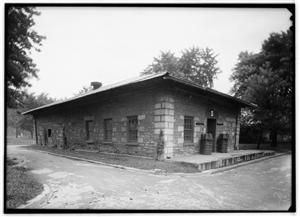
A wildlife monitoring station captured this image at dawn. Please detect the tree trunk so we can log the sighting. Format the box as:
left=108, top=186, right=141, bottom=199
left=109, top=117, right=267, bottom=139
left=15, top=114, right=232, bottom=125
left=270, top=130, right=278, bottom=147
left=30, top=130, right=33, bottom=139
left=15, top=127, right=19, bottom=138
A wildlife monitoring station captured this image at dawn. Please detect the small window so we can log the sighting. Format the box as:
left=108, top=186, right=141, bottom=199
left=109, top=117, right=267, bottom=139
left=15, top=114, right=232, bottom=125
left=127, top=116, right=138, bottom=142
left=104, top=118, right=112, bottom=142
left=184, top=116, right=194, bottom=142
left=47, top=129, right=52, bottom=137
left=85, top=120, right=94, bottom=141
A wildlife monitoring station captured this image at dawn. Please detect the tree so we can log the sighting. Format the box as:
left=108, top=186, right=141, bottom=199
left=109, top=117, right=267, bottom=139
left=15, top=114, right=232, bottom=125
left=17, top=92, right=55, bottom=138
left=6, top=6, right=45, bottom=108
left=142, top=47, right=221, bottom=88
left=179, top=47, right=220, bottom=88
left=230, top=30, right=293, bottom=147
left=143, top=51, right=179, bottom=76
left=73, top=85, right=94, bottom=97
left=239, top=108, right=264, bottom=149
left=20, top=92, right=55, bottom=110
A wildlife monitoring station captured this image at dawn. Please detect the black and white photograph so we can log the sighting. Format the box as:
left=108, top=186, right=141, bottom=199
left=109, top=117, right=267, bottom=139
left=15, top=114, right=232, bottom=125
left=4, top=3, right=295, bottom=212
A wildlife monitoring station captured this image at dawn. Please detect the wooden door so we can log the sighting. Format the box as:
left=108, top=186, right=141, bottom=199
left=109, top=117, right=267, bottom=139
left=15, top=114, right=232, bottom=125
left=207, top=118, right=217, bottom=152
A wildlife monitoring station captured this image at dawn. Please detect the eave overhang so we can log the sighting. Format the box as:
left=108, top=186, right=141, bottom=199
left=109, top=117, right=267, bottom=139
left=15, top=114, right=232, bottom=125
left=22, top=72, right=257, bottom=115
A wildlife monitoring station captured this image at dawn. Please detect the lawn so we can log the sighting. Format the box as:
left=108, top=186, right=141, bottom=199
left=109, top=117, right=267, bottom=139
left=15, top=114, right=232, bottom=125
left=25, top=145, right=199, bottom=173
left=6, top=157, right=43, bottom=209
left=7, top=136, right=36, bottom=146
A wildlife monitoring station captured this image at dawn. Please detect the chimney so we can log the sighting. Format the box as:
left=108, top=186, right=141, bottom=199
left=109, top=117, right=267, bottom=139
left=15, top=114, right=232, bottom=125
left=90, top=81, right=102, bottom=90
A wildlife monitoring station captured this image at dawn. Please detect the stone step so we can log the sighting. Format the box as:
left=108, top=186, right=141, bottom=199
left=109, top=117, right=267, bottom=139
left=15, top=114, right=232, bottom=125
left=177, top=151, right=276, bottom=172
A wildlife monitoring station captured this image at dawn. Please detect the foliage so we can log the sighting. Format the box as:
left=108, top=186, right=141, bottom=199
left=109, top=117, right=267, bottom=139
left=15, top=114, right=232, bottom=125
left=239, top=109, right=264, bottom=144
left=143, top=51, right=180, bottom=76
left=16, top=92, right=55, bottom=137
left=73, top=85, right=94, bottom=97
left=7, top=108, right=23, bottom=128
left=6, top=6, right=45, bottom=108
left=230, top=30, right=293, bottom=146
left=180, top=47, right=220, bottom=87
left=22, top=92, right=55, bottom=109
left=142, top=47, right=221, bottom=88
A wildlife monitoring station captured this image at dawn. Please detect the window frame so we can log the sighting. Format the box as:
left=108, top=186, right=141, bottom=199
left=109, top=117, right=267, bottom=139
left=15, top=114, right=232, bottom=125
left=127, top=115, right=138, bottom=142
left=184, top=116, right=194, bottom=143
left=104, top=118, right=113, bottom=142
left=85, top=120, right=94, bottom=141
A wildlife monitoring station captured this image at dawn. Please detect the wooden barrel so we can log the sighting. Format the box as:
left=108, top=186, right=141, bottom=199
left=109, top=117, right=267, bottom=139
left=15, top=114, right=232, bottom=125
left=200, top=133, right=213, bottom=155
left=217, top=133, right=229, bottom=153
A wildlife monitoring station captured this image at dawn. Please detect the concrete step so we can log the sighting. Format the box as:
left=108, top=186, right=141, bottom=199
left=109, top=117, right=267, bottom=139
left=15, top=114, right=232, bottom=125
left=178, top=151, right=276, bottom=172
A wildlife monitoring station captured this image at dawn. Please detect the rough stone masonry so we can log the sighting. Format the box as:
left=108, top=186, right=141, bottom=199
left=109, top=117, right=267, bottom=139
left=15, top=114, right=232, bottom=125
left=25, top=73, right=251, bottom=159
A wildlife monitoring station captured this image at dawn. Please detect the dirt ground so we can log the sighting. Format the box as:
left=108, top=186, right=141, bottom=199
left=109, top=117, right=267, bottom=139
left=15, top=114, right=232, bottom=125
left=6, top=142, right=292, bottom=210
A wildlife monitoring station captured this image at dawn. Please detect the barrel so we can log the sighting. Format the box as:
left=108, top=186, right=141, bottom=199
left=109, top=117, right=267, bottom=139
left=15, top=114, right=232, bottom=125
left=217, top=133, right=229, bottom=153
left=200, top=133, right=213, bottom=155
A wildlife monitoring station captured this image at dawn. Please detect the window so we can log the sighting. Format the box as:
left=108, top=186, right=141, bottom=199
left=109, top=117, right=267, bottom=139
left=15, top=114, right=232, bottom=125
left=104, top=118, right=112, bottom=142
left=47, top=129, right=52, bottom=137
left=127, top=116, right=138, bottom=142
left=184, top=116, right=194, bottom=142
left=85, top=120, right=94, bottom=141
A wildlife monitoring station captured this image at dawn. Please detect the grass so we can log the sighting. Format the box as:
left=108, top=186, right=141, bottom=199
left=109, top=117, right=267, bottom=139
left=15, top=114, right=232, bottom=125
left=25, top=145, right=199, bottom=173
left=6, top=158, right=43, bottom=208
left=6, top=136, right=36, bottom=146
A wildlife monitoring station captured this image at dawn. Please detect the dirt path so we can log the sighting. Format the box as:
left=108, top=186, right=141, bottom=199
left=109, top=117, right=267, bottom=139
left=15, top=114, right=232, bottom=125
left=7, top=144, right=291, bottom=210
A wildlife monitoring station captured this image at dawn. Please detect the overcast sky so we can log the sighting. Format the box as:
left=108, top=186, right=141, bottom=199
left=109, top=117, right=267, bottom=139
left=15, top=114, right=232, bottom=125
left=28, top=7, right=291, bottom=99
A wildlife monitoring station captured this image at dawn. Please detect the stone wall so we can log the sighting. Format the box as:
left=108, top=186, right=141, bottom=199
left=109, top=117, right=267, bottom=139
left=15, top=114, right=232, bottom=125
left=171, top=89, right=241, bottom=156
left=153, top=93, right=175, bottom=158
left=35, top=90, right=158, bottom=158
left=34, top=86, right=241, bottom=159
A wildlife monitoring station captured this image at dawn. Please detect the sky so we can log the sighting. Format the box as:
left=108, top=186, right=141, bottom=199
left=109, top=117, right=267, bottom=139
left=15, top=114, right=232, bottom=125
left=28, top=7, right=292, bottom=99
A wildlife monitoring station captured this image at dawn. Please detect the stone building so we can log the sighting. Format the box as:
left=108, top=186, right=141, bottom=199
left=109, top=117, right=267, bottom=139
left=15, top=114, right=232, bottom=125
left=23, top=72, right=255, bottom=159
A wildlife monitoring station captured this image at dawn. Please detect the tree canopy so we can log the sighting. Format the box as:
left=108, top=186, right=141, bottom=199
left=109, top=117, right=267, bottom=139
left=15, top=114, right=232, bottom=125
left=143, top=51, right=179, bottom=76
left=230, top=30, right=293, bottom=146
left=16, top=92, right=55, bottom=138
left=6, top=6, right=45, bottom=108
left=142, top=47, right=221, bottom=88
left=73, top=85, right=95, bottom=97
left=21, top=92, right=55, bottom=110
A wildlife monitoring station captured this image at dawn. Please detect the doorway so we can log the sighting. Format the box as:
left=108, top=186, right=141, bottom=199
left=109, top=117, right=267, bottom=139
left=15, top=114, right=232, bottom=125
left=207, top=118, right=217, bottom=152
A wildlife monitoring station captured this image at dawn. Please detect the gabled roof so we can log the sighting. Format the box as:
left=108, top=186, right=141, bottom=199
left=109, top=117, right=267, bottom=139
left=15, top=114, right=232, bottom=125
left=163, top=75, right=257, bottom=108
left=22, top=72, right=256, bottom=115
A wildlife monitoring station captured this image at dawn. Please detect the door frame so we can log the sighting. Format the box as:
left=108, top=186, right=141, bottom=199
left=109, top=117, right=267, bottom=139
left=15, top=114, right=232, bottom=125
left=206, top=118, right=217, bottom=152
